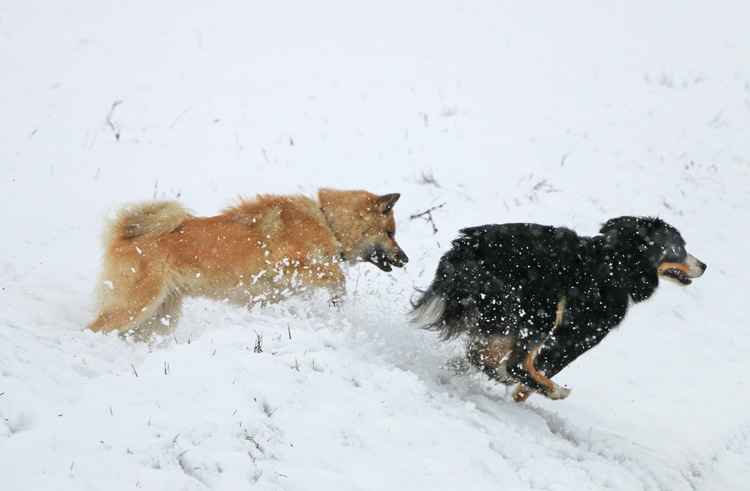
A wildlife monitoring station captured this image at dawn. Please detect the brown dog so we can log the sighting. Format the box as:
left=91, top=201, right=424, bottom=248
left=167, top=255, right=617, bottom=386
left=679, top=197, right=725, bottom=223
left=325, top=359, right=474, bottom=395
left=87, top=189, right=408, bottom=336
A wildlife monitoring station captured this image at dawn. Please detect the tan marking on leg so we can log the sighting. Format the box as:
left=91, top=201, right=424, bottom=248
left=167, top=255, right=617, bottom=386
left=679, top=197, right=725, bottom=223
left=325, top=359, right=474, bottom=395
left=522, top=344, right=557, bottom=394
left=470, top=335, right=514, bottom=371
left=512, top=385, right=533, bottom=402
left=519, top=297, right=567, bottom=394
left=512, top=297, right=569, bottom=402
left=554, top=297, right=566, bottom=331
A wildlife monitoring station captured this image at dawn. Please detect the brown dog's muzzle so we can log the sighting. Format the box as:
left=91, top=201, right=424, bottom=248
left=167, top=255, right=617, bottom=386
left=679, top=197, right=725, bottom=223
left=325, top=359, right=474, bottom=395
left=391, top=247, right=409, bottom=267
left=366, top=243, right=409, bottom=272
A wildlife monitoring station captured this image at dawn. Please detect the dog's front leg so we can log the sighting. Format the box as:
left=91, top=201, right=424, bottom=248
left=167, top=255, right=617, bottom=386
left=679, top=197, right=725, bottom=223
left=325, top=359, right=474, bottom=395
left=325, top=265, right=346, bottom=308
left=505, top=342, right=571, bottom=401
left=508, top=298, right=572, bottom=401
left=535, top=324, right=609, bottom=382
left=295, top=262, right=346, bottom=307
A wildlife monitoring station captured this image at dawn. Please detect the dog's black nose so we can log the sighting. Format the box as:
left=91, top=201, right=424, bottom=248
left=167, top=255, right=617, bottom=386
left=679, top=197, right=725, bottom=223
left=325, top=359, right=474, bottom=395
left=394, top=251, right=409, bottom=266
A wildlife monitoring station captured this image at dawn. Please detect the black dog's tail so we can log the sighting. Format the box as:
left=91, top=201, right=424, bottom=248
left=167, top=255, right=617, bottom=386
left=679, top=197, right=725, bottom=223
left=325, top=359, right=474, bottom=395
left=410, top=235, right=481, bottom=340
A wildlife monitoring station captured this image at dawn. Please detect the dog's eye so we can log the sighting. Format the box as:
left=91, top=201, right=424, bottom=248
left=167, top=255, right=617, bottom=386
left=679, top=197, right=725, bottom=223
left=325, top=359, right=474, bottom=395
left=387, top=231, right=394, bottom=239
left=662, top=245, right=686, bottom=262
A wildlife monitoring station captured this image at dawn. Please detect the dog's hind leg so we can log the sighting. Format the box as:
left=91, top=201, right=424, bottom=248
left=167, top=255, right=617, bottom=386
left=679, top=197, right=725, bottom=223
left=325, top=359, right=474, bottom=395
left=129, top=292, right=183, bottom=339
left=467, top=334, right=515, bottom=384
left=86, top=272, right=174, bottom=335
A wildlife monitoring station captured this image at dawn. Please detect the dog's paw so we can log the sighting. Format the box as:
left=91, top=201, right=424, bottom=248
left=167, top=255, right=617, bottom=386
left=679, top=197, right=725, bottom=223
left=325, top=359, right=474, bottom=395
left=329, top=295, right=343, bottom=310
left=511, top=382, right=571, bottom=402
left=546, top=384, right=571, bottom=400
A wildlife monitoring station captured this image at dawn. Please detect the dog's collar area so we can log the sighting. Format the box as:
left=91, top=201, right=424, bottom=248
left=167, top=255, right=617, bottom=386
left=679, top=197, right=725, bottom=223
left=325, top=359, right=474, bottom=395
left=319, top=206, right=346, bottom=261
left=598, top=236, right=614, bottom=250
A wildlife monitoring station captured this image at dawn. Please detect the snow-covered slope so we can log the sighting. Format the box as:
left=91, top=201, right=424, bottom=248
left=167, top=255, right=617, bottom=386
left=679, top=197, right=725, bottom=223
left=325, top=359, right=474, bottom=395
left=2, top=1, right=749, bottom=489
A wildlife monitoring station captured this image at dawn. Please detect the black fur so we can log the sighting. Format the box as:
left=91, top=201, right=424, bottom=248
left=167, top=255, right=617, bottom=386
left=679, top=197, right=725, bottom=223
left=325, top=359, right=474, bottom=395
left=412, top=216, right=706, bottom=400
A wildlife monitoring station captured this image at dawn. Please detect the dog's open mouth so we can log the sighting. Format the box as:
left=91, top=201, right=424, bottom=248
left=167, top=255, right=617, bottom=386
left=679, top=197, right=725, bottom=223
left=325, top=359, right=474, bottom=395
left=662, top=268, right=692, bottom=285
left=366, top=248, right=407, bottom=272
left=658, top=255, right=705, bottom=286
left=367, top=251, right=395, bottom=272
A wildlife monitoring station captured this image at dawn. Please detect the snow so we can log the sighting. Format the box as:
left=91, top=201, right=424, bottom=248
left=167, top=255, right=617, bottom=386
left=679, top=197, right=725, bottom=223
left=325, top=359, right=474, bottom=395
left=2, top=0, right=749, bottom=489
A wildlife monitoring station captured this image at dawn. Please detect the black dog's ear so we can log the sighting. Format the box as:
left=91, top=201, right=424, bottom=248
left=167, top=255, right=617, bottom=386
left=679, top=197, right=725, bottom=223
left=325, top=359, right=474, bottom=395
left=600, top=216, right=648, bottom=245
left=375, top=193, right=400, bottom=214
left=600, top=216, right=637, bottom=236
left=600, top=216, right=654, bottom=244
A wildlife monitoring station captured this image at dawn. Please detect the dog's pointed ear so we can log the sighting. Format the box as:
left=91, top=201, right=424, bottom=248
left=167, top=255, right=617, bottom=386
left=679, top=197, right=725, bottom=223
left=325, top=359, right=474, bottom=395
left=375, top=193, right=400, bottom=214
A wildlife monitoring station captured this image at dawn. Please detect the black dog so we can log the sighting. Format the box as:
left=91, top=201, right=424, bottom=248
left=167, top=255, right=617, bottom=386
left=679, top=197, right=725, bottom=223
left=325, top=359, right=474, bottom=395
left=411, top=217, right=706, bottom=401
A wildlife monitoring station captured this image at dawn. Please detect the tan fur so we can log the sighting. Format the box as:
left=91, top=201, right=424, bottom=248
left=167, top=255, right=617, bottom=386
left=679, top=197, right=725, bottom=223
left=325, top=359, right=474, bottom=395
left=87, top=188, right=407, bottom=337
left=469, top=335, right=514, bottom=372
left=114, top=201, right=190, bottom=239
left=512, top=385, right=533, bottom=402
left=515, top=345, right=555, bottom=400
left=657, top=261, right=691, bottom=276
left=510, top=298, right=569, bottom=402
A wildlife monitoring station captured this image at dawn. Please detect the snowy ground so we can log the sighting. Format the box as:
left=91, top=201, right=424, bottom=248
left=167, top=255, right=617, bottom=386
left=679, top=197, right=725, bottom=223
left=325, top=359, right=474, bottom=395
left=2, top=1, right=750, bottom=489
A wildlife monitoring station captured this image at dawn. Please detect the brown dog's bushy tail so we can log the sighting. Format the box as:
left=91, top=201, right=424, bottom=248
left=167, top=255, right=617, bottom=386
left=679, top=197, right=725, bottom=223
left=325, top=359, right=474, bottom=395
left=106, top=201, right=190, bottom=243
